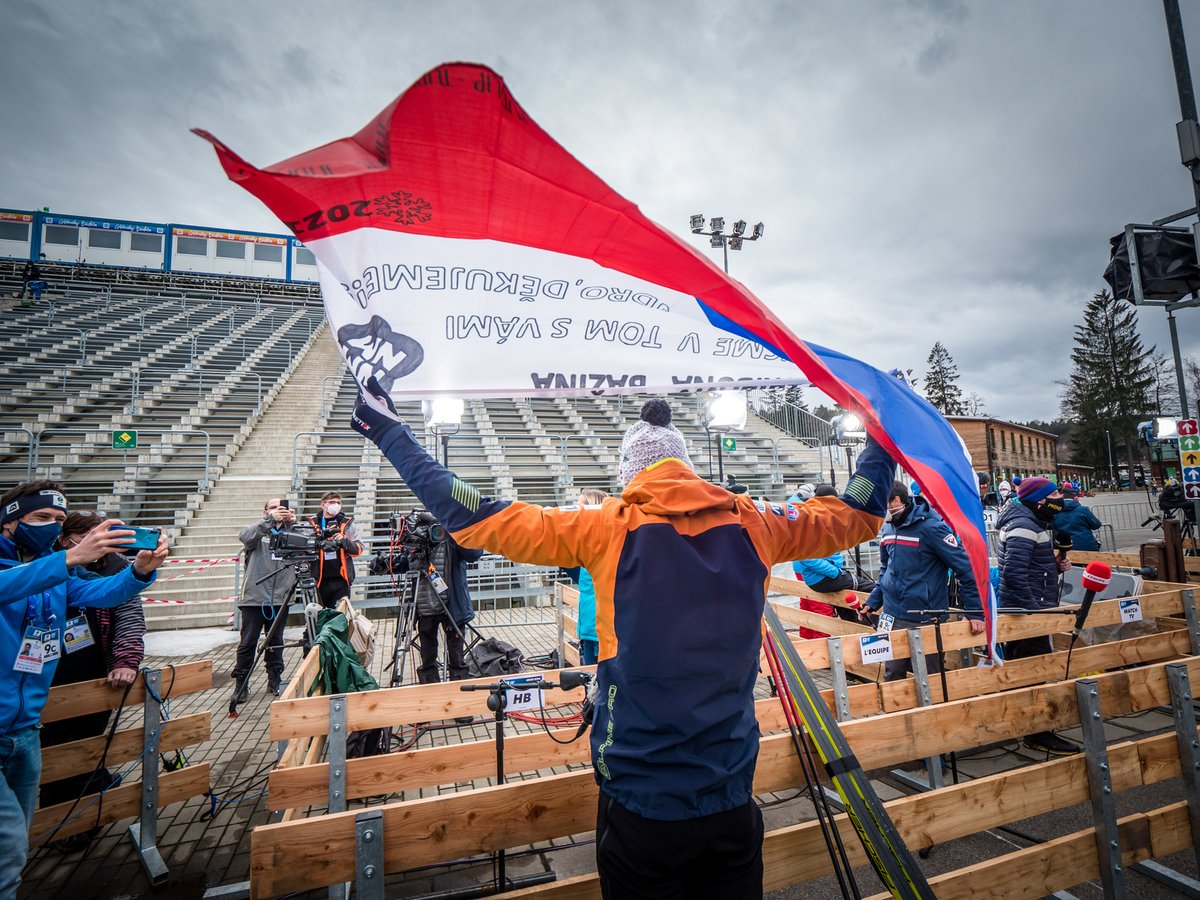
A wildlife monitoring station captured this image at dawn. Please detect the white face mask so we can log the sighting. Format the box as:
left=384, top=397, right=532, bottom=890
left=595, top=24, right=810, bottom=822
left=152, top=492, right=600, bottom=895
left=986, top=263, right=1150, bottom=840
left=324, top=503, right=342, bottom=517
left=884, top=507, right=899, bottom=523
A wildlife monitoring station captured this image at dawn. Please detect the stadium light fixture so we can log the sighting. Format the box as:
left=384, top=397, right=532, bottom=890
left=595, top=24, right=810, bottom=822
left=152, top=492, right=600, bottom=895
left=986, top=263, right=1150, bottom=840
left=1154, top=416, right=1180, bottom=441
left=688, top=214, right=765, bottom=273
left=423, top=397, right=464, bottom=430
left=706, top=390, right=747, bottom=432
left=423, top=397, right=464, bottom=466
left=832, top=412, right=866, bottom=444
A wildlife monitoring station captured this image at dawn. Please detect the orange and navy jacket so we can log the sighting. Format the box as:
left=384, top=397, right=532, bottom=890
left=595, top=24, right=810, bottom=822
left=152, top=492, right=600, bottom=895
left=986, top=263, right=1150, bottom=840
left=357, top=413, right=890, bottom=820
left=305, top=514, right=363, bottom=586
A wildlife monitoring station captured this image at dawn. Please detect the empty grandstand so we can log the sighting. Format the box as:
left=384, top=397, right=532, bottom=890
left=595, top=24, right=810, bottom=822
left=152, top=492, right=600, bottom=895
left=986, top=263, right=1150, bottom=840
left=1, top=245, right=840, bottom=629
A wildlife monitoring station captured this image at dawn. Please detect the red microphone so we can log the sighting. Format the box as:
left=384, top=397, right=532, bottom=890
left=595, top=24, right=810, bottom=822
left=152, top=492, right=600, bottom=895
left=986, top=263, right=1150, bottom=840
left=1072, top=561, right=1112, bottom=640
left=843, top=592, right=864, bottom=612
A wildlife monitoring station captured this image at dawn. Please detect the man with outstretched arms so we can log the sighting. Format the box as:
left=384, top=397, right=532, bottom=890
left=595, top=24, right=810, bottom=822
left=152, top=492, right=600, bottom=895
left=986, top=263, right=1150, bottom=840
left=0, top=481, right=168, bottom=896
left=351, top=382, right=893, bottom=900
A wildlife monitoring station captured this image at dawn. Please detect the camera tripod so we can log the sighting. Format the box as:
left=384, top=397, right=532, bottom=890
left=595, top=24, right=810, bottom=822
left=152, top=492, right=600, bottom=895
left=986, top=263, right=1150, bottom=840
left=228, top=559, right=318, bottom=717
left=384, top=566, right=484, bottom=688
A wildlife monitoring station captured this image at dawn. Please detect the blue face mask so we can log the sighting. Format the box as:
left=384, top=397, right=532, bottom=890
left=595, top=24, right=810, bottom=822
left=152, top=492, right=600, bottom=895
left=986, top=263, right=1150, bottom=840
left=14, top=520, right=62, bottom=555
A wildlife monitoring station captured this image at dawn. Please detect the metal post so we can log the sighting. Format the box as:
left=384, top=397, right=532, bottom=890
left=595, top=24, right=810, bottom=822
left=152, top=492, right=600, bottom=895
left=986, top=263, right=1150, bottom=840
left=128, top=668, right=169, bottom=885
left=908, top=630, right=945, bottom=790
left=355, top=810, right=385, bottom=900
left=555, top=584, right=566, bottom=666
left=1075, top=678, right=1128, bottom=900
left=827, top=637, right=851, bottom=721
left=1182, top=589, right=1200, bottom=656
left=328, top=695, right=349, bottom=900
left=1168, top=664, right=1200, bottom=870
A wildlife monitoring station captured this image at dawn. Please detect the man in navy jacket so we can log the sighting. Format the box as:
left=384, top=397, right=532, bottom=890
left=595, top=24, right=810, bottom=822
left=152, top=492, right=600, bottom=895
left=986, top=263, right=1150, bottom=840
left=996, top=476, right=1077, bottom=755
left=864, top=483, right=984, bottom=681
left=0, top=480, right=168, bottom=896
left=1053, top=485, right=1102, bottom=552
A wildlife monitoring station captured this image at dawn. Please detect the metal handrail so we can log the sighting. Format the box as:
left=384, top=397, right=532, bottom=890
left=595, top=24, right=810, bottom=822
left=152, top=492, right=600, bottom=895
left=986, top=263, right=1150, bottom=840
left=30, top=427, right=212, bottom=490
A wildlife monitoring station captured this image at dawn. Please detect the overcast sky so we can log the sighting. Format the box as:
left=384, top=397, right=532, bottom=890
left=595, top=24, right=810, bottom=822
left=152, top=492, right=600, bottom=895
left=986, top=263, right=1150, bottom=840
left=3, top=0, right=1199, bottom=422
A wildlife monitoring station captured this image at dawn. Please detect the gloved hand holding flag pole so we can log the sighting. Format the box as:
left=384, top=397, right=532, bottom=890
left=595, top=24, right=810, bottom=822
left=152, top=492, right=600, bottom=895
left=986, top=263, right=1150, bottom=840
left=195, top=61, right=997, bottom=660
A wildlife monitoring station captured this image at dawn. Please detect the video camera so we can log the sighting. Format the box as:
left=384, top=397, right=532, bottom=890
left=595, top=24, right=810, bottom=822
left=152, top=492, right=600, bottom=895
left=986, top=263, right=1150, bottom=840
left=1159, top=483, right=1198, bottom=521
left=368, top=508, right=448, bottom=575
left=269, top=523, right=321, bottom=562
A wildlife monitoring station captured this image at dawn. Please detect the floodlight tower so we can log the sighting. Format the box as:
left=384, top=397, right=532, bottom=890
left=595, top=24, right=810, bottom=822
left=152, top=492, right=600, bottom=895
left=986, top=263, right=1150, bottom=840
left=689, top=215, right=764, bottom=273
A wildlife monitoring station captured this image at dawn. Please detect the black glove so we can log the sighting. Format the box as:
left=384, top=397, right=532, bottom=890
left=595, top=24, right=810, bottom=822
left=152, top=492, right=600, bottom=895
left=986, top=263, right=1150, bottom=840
left=351, top=375, right=405, bottom=438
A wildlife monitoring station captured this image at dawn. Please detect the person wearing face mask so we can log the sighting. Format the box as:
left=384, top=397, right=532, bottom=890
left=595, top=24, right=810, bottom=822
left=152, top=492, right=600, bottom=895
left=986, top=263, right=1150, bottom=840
left=306, top=491, right=364, bottom=610
left=995, top=476, right=1077, bottom=755
left=863, top=482, right=985, bottom=681
left=0, top=481, right=168, bottom=896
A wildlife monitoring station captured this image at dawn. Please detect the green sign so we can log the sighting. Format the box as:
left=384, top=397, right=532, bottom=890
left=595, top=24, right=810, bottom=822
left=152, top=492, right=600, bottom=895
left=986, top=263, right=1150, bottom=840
left=721, top=437, right=737, bottom=452
left=112, top=430, right=138, bottom=450
left=1182, top=434, right=1200, bottom=453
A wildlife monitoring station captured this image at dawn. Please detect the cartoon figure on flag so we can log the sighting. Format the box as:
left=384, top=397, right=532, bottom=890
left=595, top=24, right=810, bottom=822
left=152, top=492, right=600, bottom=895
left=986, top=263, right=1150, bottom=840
left=196, top=61, right=998, bottom=659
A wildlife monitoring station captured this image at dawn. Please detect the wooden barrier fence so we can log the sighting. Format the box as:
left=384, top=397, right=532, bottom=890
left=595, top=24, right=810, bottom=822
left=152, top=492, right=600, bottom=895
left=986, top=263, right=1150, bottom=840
left=32, top=660, right=213, bottom=886
left=250, top=585, right=1200, bottom=898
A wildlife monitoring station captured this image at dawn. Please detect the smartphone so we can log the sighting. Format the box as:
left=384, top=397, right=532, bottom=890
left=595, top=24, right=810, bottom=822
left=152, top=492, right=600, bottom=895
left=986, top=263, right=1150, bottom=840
left=110, top=524, right=162, bottom=551
left=280, top=499, right=290, bottom=509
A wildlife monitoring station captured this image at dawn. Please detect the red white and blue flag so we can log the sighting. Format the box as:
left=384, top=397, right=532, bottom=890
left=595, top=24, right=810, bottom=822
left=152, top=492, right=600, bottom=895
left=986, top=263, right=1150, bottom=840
left=196, top=61, right=997, bottom=657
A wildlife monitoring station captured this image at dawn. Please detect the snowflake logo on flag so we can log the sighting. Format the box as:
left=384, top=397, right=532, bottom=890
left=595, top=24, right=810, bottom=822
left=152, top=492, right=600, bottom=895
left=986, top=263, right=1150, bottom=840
left=372, top=190, right=433, bottom=225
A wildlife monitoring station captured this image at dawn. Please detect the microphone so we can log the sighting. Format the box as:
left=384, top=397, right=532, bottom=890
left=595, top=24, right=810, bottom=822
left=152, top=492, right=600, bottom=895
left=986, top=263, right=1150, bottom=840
left=1053, top=532, right=1072, bottom=562
left=557, top=670, right=592, bottom=692
left=1072, top=561, right=1112, bottom=640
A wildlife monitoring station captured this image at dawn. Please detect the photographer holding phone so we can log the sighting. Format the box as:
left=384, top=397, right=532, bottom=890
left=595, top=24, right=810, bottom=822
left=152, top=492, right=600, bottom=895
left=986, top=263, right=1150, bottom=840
left=40, top=511, right=148, bottom=848
left=0, top=480, right=167, bottom=895
left=235, top=497, right=298, bottom=698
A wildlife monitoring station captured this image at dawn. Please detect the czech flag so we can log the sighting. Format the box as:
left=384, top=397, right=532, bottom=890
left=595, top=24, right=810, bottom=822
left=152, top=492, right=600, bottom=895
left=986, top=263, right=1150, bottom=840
left=196, top=61, right=997, bottom=657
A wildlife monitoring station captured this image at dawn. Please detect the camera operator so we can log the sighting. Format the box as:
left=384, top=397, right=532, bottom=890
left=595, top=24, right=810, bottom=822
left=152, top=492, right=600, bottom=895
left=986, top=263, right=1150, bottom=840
left=352, top=385, right=893, bottom=899
left=388, top=511, right=484, bottom=684
left=306, top=491, right=363, bottom=609
left=0, top=481, right=167, bottom=896
left=235, top=497, right=298, bottom=698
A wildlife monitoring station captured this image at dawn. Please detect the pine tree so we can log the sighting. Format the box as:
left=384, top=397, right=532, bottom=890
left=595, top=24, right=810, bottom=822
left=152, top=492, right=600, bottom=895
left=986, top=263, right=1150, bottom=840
left=1059, top=290, right=1155, bottom=471
left=923, top=342, right=964, bottom=415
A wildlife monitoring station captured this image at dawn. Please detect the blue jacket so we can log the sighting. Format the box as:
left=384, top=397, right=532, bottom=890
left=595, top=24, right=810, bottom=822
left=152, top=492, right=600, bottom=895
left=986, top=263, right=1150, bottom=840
left=354, top=404, right=892, bottom=821
left=577, top=568, right=597, bottom=642
left=865, top=497, right=982, bottom=624
left=1054, top=500, right=1102, bottom=552
left=792, top=552, right=844, bottom=586
left=996, top=500, right=1059, bottom=609
left=0, top=537, right=153, bottom=734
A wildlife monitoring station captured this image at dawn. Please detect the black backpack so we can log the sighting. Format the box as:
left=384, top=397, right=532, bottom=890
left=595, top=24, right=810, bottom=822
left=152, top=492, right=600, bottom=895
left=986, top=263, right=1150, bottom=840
left=466, top=637, right=524, bottom=677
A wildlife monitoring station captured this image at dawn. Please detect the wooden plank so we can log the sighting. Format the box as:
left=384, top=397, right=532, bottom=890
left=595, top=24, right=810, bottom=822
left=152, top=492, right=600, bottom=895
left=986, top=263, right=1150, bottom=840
left=252, top=770, right=599, bottom=898
left=561, top=585, right=580, bottom=610
left=769, top=601, right=873, bottom=636
left=40, top=713, right=210, bottom=784
left=279, top=643, right=322, bottom=703
left=769, top=575, right=869, bottom=608
left=252, top=659, right=1195, bottom=895
left=878, top=628, right=1192, bottom=710
left=40, top=660, right=212, bottom=723
left=269, top=663, right=597, bottom=741
left=30, top=763, right=211, bottom=843
left=906, top=804, right=1187, bottom=900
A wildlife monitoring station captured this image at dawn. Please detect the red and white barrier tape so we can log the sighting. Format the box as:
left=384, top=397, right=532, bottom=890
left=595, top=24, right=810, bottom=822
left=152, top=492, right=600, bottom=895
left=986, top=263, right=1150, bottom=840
left=162, top=557, right=238, bottom=565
